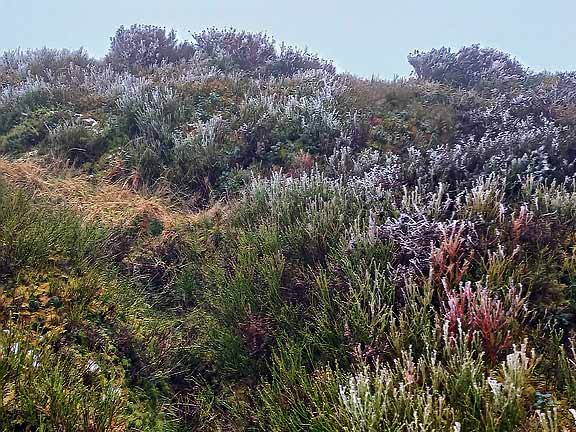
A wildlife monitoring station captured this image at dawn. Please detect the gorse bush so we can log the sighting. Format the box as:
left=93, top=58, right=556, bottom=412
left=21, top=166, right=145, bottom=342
left=4, top=24, right=576, bottom=431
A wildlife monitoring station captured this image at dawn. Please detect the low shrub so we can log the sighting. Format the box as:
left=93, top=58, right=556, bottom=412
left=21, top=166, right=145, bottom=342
left=44, top=121, right=108, bottom=166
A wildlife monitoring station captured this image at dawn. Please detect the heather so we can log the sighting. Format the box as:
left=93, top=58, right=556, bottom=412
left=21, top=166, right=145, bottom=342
left=1, top=25, right=576, bottom=431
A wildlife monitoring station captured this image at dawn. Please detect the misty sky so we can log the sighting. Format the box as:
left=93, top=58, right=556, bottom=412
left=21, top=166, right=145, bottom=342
left=1, top=0, right=574, bottom=78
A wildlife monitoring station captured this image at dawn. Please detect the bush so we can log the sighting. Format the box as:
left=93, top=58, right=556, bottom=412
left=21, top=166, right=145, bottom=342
left=44, top=121, right=108, bottom=166
left=0, top=109, right=60, bottom=153
left=267, top=43, right=336, bottom=76
left=107, top=24, right=194, bottom=71
left=193, top=28, right=276, bottom=75
left=169, top=116, right=236, bottom=199
left=0, top=87, right=52, bottom=135
left=442, top=281, right=527, bottom=364
left=338, top=341, right=537, bottom=431
left=408, top=45, right=526, bottom=89
left=0, top=183, right=183, bottom=430
left=0, top=48, right=94, bottom=82
left=4, top=27, right=576, bottom=430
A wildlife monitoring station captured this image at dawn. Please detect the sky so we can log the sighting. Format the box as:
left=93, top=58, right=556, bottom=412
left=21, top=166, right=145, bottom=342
left=1, top=0, right=574, bottom=78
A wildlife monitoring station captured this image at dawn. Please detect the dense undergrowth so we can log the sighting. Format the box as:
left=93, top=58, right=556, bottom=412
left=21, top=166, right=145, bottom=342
left=2, top=24, right=576, bottom=431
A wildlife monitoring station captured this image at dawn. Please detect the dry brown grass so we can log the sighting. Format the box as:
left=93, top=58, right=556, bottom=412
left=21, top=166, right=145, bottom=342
left=0, top=157, right=198, bottom=229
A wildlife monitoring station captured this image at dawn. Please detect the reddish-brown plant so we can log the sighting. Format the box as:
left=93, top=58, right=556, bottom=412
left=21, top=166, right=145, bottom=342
left=430, top=223, right=475, bottom=291
left=443, top=281, right=526, bottom=363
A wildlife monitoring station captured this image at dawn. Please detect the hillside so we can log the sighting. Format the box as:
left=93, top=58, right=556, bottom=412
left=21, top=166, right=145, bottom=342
left=2, top=25, right=576, bottom=431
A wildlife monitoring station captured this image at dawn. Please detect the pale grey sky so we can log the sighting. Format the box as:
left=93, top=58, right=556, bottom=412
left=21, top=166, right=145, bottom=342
left=1, top=0, right=574, bottom=78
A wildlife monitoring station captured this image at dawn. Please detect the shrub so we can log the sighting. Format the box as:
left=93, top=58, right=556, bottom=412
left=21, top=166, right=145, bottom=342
left=268, top=43, right=336, bottom=76
left=408, top=45, right=526, bottom=89
left=0, top=48, right=94, bottom=82
left=0, top=86, right=52, bottom=134
left=4, top=27, right=576, bottom=430
left=124, top=137, right=165, bottom=188
left=256, top=341, right=344, bottom=430
left=442, top=281, right=527, bottom=363
left=0, top=108, right=60, bottom=153
left=107, top=25, right=193, bottom=71
left=169, top=115, right=236, bottom=199
left=44, top=121, right=108, bottom=165
left=338, top=341, right=538, bottom=431
left=408, top=112, right=568, bottom=188
left=237, top=89, right=344, bottom=163
left=0, top=183, right=105, bottom=279
left=193, top=28, right=276, bottom=75
left=237, top=170, right=368, bottom=264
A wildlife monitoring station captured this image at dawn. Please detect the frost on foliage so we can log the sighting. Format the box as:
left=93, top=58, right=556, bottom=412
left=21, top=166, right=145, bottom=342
left=442, top=281, right=526, bottom=363
left=423, top=113, right=566, bottom=185
left=237, top=74, right=349, bottom=156
left=338, top=342, right=537, bottom=431
left=107, top=24, right=193, bottom=70
left=408, top=45, right=526, bottom=89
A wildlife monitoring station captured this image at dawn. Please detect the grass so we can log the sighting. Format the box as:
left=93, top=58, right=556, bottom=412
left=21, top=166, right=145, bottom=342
left=0, top=157, right=197, bottom=230
left=0, top=181, right=194, bottom=431
left=3, top=27, right=576, bottom=431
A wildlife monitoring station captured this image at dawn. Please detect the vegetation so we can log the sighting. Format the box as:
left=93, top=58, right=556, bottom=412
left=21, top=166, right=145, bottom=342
left=2, top=23, right=576, bottom=430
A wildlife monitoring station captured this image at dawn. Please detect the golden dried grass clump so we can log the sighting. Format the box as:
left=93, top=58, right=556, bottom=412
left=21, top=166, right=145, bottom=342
left=0, top=157, right=196, bottom=230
